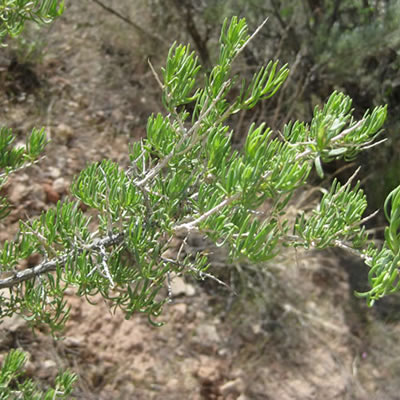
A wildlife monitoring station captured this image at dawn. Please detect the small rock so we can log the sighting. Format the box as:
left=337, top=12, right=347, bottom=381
left=64, top=336, right=84, bottom=347
left=48, top=167, right=61, bottom=179
left=67, top=101, right=80, bottom=109
left=8, top=182, right=28, bottom=203
left=217, top=348, right=229, bottom=357
left=251, top=323, right=262, bottom=335
left=53, top=177, right=67, bottom=194
left=231, top=368, right=244, bottom=378
left=56, top=123, right=74, bottom=142
left=170, top=276, right=196, bottom=297
left=25, top=359, right=35, bottom=377
left=31, top=183, right=47, bottom=204
left=43, top=182, right=60, bottom=204
left=18, top=173, right=29, bottom=183
left=196, top=363, right=220, bottom=382
left=172, top=303, right=187, bottom=319
left=43, top=359, right=57, bottom=369
left=219, top=378, right=245, bottom=396
left=196, top=310, right=206, bottom=319
left=0, top=314, right=26, bottom=332
left=166, top=378, right=179, bottom=390
left=195, top=323, right=221, bottom=343
left=38, top=359, right=57, bottom=378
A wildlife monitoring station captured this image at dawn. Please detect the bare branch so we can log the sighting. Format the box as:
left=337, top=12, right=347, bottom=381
left=173, top=193, right=240, bottom=233
left=89, top=0, right=168, bottom=46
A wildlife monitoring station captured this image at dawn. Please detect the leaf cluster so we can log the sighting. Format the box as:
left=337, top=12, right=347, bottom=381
left=0, top=16, right=396, bottom=339
left=294, top=178, right=368, bottom=249
left=0, top=127, right=47, bottom=219
left=0, top=0, right=64, bottom=44
left=0, top=349, right=76, bottom=399
left=356, top=186, right=400, bottom=305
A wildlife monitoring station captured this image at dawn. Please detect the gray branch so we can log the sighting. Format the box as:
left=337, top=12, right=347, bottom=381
left=0, top=232, right=124, bottom=289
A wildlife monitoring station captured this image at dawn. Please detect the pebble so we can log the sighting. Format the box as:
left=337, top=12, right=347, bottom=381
left=53, top=177, right=67, bottom=193
left=0, top=314, right=26, bottom=332
left=48, top=167, right=61, bottom=179
left=195, top=323, right=221, bottom=343
left=170, top=276, right=196, bottom=297
left=38, top=359, right=57, bottom=378
left=172, top=303, right=188, bottom=319
left=8, top=182, right=28, bottom=203
left=42, top=182, right=60, bottom=203
left=219, top=378, right=245, bottom=396
left=196, top=363, right=220, bottom=382
left=56, top=122, right=74, bottom=142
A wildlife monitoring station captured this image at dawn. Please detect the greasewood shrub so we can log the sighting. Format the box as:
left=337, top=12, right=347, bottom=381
left=1, top=2, right=400, bottom=397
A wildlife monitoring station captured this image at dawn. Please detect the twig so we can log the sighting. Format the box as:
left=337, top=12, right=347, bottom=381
left=161, top=256, right=236, bottom=294
left=19, top=220, right=58, bottom=257
left=98, top=165, right=113, bottom=234
left=89, top=0, right=168, bottom=46
left=0, top=156, right=46, bottom=180
left=332, top=166, right=361, bottom=198
left=173, top=193, right=240, bottom=233
left=331, top=119, right=365, bottom=142
left=0, top=232, right=124, bottom=289
left=148, top=59, right=164, bottom=90
left=135, top=80, right=231, bottom=187
left=235, top=17, right=269, bottom=60
left=333, top=240, right=372, bottom=262
left=295, top=119, right=367, bottom=162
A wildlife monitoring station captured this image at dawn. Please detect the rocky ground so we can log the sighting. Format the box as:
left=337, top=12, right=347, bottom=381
left=1, top=1, right=400, bottom=399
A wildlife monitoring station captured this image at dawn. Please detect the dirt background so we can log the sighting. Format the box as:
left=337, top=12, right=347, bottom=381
left=1, top=1, right=400, bottom=399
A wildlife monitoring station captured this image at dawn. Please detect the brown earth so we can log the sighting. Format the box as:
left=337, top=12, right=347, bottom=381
left=1, top=1, right=400, bottom=399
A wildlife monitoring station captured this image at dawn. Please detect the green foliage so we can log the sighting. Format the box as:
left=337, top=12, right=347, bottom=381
left=294, top=177, right=368, bottom=249
left=1, top=5, right=400, bottom=396
left=0, top=16, right=395, bottom=340
left=0, top=126, right=47, bottom=170
left=307, top=91, right=386, bottom=177
left=0, top=349, right=76, bottom=399
left=355, top=185, right=400, bottom=304
left=0, top=0, right=64, bottom=44
left=162, top=43, right=201, bottom=109
left=147, top=0, right=400, bottom=211
left=0, top=126, right=47, bottom=219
